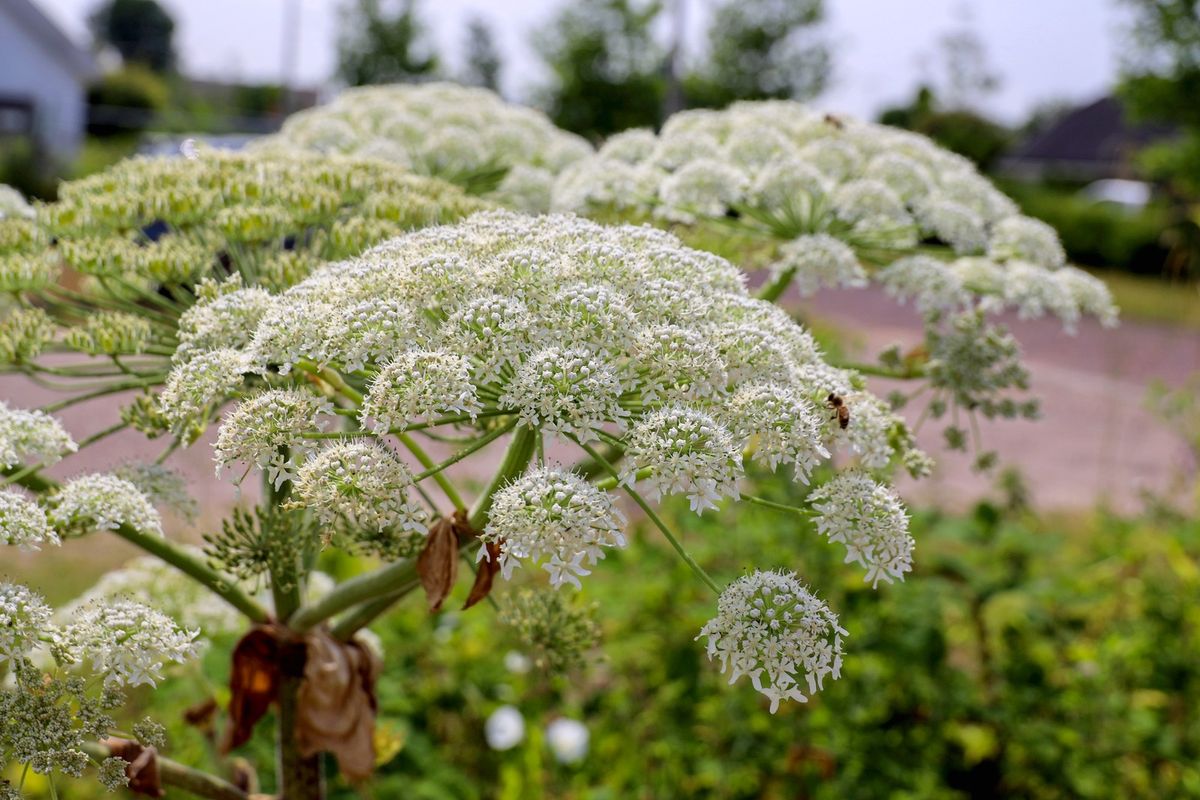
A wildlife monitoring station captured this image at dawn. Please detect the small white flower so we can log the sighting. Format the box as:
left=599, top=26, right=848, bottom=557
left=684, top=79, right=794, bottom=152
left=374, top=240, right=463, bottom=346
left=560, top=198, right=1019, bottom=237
left=698, top=570, right=846, bottom=713
left=59, top=600, right=200, bottom=687
left=0, top=490, right=59, bottom=550
left=723, top=383, right=829, bottom=483
left=622, top=406, right=742, bottom=513
left=809, top=471, right=913, bottom=588
left=500, top=347, right=627, bottom=442
left=294, top=441, right=427, bottom=534
left=770, top=234, right=867, bottom=296
left=361, top=349, right=480, bottom=432
left=215, top=389, right=334, bottom=486
left=0, top=403, right=76, bottom=469
left=49, top=473, right=162, bottom=537
left=481, top=467, right=626, bottom=588
left=546, top=718, right=589, bottom=763
left=485, top=705, right=526, bottom=751
left=0, top=581, right=54, bottom=662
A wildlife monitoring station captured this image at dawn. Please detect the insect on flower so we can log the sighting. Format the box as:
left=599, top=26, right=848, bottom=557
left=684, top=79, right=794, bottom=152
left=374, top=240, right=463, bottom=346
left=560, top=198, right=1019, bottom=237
left=826, top=392, right=851, bottom=430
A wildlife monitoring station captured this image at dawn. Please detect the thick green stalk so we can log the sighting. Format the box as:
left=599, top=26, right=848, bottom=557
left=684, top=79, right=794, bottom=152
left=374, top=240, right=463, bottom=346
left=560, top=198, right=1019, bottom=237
left=755, top=266, right=795, bottom=303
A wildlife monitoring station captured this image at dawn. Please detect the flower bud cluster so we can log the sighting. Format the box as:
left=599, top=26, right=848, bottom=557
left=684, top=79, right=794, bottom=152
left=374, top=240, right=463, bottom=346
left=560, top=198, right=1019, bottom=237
left=260, top=82, right=594, bottom=212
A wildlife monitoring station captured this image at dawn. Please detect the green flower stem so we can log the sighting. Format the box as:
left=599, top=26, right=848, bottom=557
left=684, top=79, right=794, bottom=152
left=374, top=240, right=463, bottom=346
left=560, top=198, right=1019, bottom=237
left=743, top=494, right=815, bottom=516
left=84, top=742, right=249, bottom=800
left=115, top=522, right=271, bottom=623
left=411, top=419, right=517, bottom=486
left=289, top=426, right=538, bottom=636
left=295, top=360, right=364, bottom=404
left=755, top=266, right=795, bottom=303
left=40, top=377, right=161, bottom=413
left=398, top=433, right=467, bottom=512
left=574, top=439, right=721, bottom=595
left=830, top=360, right=926, bottom=379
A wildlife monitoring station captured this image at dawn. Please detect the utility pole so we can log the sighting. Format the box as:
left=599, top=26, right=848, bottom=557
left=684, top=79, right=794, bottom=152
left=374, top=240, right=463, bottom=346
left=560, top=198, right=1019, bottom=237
left=282, top=0, right=301, bottom=114
left=663, top=0, right=686, bottom=119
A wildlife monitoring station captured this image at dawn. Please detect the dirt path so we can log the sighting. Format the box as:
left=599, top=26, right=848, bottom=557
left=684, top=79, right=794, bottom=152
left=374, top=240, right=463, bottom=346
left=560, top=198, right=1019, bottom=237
left=798, top=286, right=1200, bottom=513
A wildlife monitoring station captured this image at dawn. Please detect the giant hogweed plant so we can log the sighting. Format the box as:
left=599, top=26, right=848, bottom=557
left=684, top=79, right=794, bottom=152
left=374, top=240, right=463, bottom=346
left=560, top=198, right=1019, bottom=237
left=552, top=101, right=1120, bottom=466
left=0, top=98, right=1114, bottom=799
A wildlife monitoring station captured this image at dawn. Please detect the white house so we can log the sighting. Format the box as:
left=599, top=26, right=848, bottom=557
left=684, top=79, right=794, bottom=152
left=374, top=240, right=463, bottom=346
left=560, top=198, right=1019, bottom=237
left=0, top=0, right=96, bottom=161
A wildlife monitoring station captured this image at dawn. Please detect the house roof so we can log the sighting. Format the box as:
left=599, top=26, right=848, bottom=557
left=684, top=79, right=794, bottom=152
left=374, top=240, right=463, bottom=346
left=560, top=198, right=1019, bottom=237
left=1, top=0, right=96, bottom=81
left=1002, top=96, right=1177, bottom=180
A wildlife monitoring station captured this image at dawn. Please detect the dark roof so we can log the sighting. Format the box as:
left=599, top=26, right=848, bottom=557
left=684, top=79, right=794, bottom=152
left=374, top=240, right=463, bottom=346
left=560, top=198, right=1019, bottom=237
left=2, top=0, right=96, bottom=81
left=1002, top=96, right=1177, bottom=179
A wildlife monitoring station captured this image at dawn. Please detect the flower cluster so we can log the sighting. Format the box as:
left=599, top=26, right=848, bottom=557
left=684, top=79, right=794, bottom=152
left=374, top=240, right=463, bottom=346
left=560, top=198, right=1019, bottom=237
left=551, top=101, right=1117, bottom=330
left=697, top=570, right=846, bottom=713
left=482, top=467, right=627, bottom=588
left=260, top=83, right=594, bottom=211
left=0, top=402, right=77, bottom=469
left=809, top=471, right=914, bottom=588
left=0, top=490, right=58, bottom=550
left=47, top=473, right=163, bottom=538
left=0, top=581, right=194, bottom=784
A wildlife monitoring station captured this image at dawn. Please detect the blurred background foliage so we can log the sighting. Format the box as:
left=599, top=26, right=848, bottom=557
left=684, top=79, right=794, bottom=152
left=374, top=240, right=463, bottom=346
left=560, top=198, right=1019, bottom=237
left=15, top=459, right=1200, bottom=799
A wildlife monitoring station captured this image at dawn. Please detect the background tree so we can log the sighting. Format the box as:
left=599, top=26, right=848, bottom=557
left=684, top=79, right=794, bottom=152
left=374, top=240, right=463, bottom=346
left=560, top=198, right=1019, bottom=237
left=683, top=0, right=830, bottom=109
left=88, top=0, right=177, bottom=73
left=337, top=0, right=439, bottom=86
left=1118, top=0, right=1200, bottom=195
left=534, top=0, right=665, bottom=140
left=462, top=16, right=502, bottom=92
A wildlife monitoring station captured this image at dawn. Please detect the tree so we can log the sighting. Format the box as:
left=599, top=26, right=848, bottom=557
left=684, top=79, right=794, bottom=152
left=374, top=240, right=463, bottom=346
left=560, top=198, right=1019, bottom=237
left=878, top=86, right=1011, bottom=170
left=534, top=0, right=666, bottom=140
left=1118, top=0, right=1200, bottom=194
left=684, top=0, right=830, bottom=109
left=337, top=0, right=439, bottom=86
left=462, top=16, right=502, bottom=92
left=88, top=0, right=177, bottom=73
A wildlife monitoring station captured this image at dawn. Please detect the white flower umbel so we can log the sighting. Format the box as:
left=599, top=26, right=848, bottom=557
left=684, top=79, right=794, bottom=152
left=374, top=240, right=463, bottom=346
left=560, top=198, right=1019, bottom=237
left=723, top=383, right=828, bottom=483
left=361, top=349, right=480, bottom=433
left=485, top=705, right=526, bottom=751
left=215, top=389, right=334, bottom=486
left=481, top=467, right=627, bottom=589
left=622, top=406, right=743, bottom=513
left=769, top=233, right=867, bottom=296
left=60, top=600, right=200, bottom=687
left=809, top=471, right=913, bottom=588
left=159, top=347, right=249, bottom=434
left=48, top=473, right=162, bottom=537
left=545, top=718, right=589, bottom=764
left=988, top=215, right=1066, bottom=268
left=630, top=325, right=728, bottom=404
left=500, top=347, right=626, bottom=442
left=0, top=403, right=77, bottom=469
left=294, top=440, right=428, bottom=534
left=697, top=570, right=846, bottom=713
left=0, top=490, right=59, bottom=550
left=878, top=255, right=971, bottom=315
left=0, top=581, right=53, bottom=662
left=0, top=184, right=34, bottom=220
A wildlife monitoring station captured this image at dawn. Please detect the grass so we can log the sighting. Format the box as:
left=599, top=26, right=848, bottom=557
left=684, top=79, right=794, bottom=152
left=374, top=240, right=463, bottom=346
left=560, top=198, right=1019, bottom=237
left=1088, top=267, right=1200, bottom=330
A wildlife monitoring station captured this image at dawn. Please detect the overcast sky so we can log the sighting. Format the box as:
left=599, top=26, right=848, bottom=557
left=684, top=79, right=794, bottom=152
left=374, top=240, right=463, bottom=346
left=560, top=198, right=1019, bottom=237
left=33, top=0, right=1128, bottom=123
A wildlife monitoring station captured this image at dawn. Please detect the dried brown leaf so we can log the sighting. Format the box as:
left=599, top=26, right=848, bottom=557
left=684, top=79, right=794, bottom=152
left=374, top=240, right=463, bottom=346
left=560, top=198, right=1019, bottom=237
left=296, top=630, right=382, bottom=783
left=463, top=541, right=501, bottom=610
left=101, top=738, right=163, bottom=798
left=418, top=516, right=459, bottom=611
left=222, top=625, right=286, bottom=753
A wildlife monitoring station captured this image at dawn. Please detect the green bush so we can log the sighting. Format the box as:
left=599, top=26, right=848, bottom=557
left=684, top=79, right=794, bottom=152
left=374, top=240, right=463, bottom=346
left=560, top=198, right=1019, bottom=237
left=86, top=66, right=170, bottom=137
left=30, top=469, right=1200, bottom=799
left=1000, top=181, right=1176, bottom=277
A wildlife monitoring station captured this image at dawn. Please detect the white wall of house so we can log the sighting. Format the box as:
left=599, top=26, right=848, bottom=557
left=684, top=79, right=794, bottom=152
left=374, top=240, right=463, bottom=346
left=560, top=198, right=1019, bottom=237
left=0, top=2, right=89, bottom=161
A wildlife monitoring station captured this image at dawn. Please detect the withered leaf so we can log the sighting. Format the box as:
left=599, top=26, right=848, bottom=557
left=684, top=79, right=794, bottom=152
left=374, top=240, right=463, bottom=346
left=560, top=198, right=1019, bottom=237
left=222, top=625, right=287, bottom=753
left=463, top=541, right=501, bottom=610
left=183, top=696, right=219, bottom=734
left=296, top=629, right=382, bottom=783
left=418, top=516, right=459, bottom=611
left=102, top=738, right=163, bottom=798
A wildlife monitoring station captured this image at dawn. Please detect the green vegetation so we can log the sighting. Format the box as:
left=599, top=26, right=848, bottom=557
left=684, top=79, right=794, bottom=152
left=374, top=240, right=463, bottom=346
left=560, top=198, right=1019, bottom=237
left=14, top=466, right=1199, bottom=799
